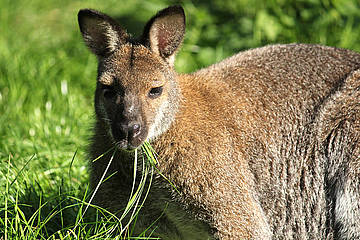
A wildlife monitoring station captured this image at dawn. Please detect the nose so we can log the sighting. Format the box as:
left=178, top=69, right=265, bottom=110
left=120, top=122, right=141, bottom=138
left=129, top=123, right=141, bottom=137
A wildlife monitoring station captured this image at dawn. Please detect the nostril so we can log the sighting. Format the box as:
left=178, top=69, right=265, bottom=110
left=115, top=121, right=141, bottom=139
left=130, top=123, right=141, bottom=138
left=132, top=123, right=140, bottom=134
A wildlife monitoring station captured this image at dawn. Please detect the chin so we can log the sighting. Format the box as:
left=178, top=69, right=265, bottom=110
left=111, top=135, right=146, bottom=151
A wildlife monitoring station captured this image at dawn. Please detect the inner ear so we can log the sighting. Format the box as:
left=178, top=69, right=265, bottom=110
left=78, top=9, right=128, bottom=57
left=142, top=6, right=185, bottom=64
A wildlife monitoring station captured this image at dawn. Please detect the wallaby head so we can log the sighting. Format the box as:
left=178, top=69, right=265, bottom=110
left=78, top=6, right=185, bottom=150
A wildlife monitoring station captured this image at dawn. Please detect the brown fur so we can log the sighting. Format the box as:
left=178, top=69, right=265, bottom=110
left=78, top=6, right=360, bottom=239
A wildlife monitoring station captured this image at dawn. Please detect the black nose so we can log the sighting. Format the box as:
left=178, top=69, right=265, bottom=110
left=130, top=123, right=141, bottom=137
left=118, top=122, right=141, bottom=139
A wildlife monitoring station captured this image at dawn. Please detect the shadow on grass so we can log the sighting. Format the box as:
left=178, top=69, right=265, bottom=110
left=0, top=177, right=160, bottom=239
left=1, top=181, right=97, bottom=238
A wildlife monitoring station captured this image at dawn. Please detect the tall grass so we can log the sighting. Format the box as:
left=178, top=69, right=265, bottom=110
left=1, top=0, right=360, bottom=238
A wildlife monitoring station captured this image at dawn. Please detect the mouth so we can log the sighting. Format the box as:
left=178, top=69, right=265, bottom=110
left=110, top=129, right=145, bottom=151
left=114, top=139, right=141, bottom=151
left=108, top=121, right=147, bottom=150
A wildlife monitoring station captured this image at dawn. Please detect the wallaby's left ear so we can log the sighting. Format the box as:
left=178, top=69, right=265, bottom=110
left=142, top=6, right=185, bottom=66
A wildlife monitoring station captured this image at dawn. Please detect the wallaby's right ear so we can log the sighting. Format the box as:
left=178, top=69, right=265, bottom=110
left=78, top=9, right=128, bottom=57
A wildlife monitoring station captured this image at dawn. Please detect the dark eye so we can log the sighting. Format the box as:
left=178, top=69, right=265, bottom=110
left=102, top=86, right=116, bottom=99
left=148, top=86, right=163, bottom=99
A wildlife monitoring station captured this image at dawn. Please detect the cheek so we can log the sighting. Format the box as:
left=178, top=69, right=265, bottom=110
left=142, top=92, right=170, bottom=140
left=95, top=90, right=117, bottom=123
left=142, top=99, right=160, bottom=126
left=101, top=101, right=116, bottom=120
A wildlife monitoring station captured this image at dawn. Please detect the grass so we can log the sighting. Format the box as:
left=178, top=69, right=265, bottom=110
left=1, top=0, right=360, bottom=239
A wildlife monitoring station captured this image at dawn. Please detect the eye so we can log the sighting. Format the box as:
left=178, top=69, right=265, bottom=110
left=148, top=86, right=163, bottom=99
left=102, top=86, right=116, bottom=99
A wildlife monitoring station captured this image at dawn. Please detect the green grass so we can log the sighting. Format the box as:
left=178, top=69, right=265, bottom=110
left=1, top=0, right=360, bottom=239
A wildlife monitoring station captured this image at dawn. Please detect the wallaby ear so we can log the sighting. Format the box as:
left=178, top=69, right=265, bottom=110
left=142, top=6, right=185, bottom=65
left=78, top=9, right=128, bottom=57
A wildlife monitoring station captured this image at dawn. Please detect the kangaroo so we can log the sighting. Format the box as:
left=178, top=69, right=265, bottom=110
left=78, top=5, right=360, bottom=240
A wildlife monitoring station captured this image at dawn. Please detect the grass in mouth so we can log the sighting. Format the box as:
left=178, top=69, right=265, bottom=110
left=86, top=141, right=179, bottom=239
left=73, top=141, right=162, bottom=238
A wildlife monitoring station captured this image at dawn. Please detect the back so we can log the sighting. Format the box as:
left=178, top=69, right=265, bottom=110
left=154, top=43, right=360, bottom=239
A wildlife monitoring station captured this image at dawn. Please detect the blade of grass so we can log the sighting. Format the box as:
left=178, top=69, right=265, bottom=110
left=68, top=147, right=117, bottom=238
left=5, top=154, right=11, bottom=240
left=122, top=155, right=149, bottom=233
left=142, top=141, right=180, bottom=195
left=120, top=150, right=147, bottom=234
left=9, top=153, right=36, bottom=188
left=142, top=142, right=158, bottom=166
left=68, top=149, right=78, bottom=177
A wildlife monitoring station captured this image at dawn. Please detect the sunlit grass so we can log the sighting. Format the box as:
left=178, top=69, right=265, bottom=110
left=1, top=144, right=161, bottom=239
left=2, top=0, right=360, bottom=238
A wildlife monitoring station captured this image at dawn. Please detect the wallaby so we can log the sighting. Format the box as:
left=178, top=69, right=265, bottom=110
left=78, top=5, right=360, bottom=240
